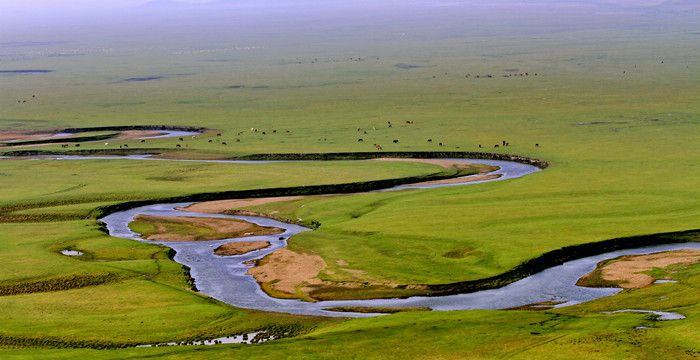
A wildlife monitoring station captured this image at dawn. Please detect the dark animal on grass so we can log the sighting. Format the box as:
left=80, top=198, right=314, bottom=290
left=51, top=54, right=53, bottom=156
left=222, top=142, right=227, bottom=145
left=262, top=132, right=266, bottom=135
left=439, top=142, right=443, bottom=146
left=502, top=140, right=506, bottom=146
left=141, top=139, right=146, bottom=143
left=388, top=124, right=392, bottom=128
left=478, top=144, right=482, bottom=148
left=208, top=139, right=213, bottom=143
left=358, top=138, right=363, bottom=142
left=494, top=144, right=499, bottom=148
left=178, top=137, right=184, bottom=141
left=217, top=133, right=222, bottom=136
left=176, top=144, right=181, bottom=148
left=75, top=144, right=80, bottom=147
left=393, top=139, right=399, bottom=143
left=236, top=139, right=240, bottom=142
left=427, top=139, right=432, bottom=142
left=123, top=144, right=128, bottom=148
left=535, top=143, right=540, bottom=147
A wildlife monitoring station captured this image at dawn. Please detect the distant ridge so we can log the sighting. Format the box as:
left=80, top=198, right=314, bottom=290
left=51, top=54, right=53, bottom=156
left=657, top=0, right=700, bottom=11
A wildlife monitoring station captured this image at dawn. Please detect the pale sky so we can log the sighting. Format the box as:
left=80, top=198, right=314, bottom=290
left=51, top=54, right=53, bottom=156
left=0, top=0, right=218, bottom=12
left=0, top=0, right=672, bottom=11
left=0, top=0, right=675, bottom=28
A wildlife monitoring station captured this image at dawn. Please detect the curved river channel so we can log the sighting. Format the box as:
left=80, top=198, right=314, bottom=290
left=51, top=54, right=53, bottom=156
left=82, top=156, right=697, bottom=317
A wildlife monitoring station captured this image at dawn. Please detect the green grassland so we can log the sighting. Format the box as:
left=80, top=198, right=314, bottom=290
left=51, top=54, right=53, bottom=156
left=0, top=159, right=443, bottom=220
left=0, top=160, right=442, bottom=347
left=0, top=4, right=699, bottom=358
left=2, top=259, right=699, bottom=359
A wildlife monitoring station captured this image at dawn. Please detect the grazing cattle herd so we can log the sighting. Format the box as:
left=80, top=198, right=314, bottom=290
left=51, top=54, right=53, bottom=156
left=1, top=123, right=541, bottom=152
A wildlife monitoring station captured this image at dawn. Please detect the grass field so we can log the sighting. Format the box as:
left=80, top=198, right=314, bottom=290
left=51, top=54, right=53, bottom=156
left=2, top=258, right=699, bottom=359
left=0, top=1, right=699, bottom=358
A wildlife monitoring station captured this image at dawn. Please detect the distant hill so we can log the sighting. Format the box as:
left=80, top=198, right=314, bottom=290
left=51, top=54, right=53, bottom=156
left=143, top=0, right=190, bottom=8
left=656, top=0, right=700, bottom=11
left=141, top=0, right=699, bottom=13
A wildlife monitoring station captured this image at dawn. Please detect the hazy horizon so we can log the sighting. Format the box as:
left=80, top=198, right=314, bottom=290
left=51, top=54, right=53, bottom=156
left=2, top=0, right=698, bottom=44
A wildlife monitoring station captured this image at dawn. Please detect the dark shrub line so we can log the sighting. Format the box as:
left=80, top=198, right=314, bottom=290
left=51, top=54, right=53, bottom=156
left=1, top=148, right=171, bottom=157
left=89, top=150, right=547, bottom=219
left=0, top=334, right=135, bottom=350
left=0, top=273, right=120, bottom=297
left=0, top=323, right=310, bottom=349
left=0, top=133, right=118, bottom=146
left=89, top=167, right=465, bottom=219
left=426, top=229, right=700, bottom=296
left=235, top=151, right=549, bottom=169
left=59, top=125, right=205, bottom=134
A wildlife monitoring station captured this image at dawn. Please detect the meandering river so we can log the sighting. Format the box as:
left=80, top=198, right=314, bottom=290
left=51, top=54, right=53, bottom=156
left=94, top=157, right=699, bottom=317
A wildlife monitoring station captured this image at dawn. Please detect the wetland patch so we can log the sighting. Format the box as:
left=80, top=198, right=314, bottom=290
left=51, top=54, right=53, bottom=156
left=123, top=76, right=164, bottom=82
left=0, top=69, right=52, bottom=75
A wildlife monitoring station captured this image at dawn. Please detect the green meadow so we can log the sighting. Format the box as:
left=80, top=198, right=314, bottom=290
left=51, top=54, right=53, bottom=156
left=0, top=1, right=699, bottom=358
left=2, top=259, right=699, bottom=359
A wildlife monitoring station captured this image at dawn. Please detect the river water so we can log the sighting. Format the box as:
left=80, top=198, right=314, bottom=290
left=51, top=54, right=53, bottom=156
left=97, top=157, right=698, bottom=317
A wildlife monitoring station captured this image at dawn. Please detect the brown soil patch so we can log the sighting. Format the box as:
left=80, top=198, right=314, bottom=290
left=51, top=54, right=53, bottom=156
left=215, top=241, right=270, bottom=256
left=579, top=249, right=700, bottom=289
left=375, top=158, right=499, bottom=186
left=374, top=157, right=476, bottom=170
left=507, top=300, right=566, bottom=311
left=133, top=215, right=283, bottom=241
left=325, top=306, right=430, bottom=314
left=408, top=173, right=500, bottom=186
left=248, top=249, right=326, bottom=296
left=0, top=131, right=59, bottom=142
left=249, top=249, right=428, bottom=301
left=180, top=196, right=305, bottom=214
